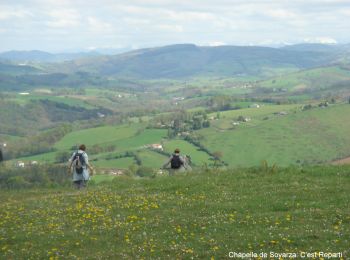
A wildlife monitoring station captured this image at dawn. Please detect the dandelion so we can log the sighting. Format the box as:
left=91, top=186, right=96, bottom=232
left=183, top=248, right=194, bottom=254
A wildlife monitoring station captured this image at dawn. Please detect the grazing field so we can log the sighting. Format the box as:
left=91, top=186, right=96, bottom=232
left=11, top=93, right=96, bottom=109
left=112, top=129, right=167, bottom=151
left=16, top=151, right=59, bottom=163
left=54, top=124, right=143, bottom=150
left=259, top=66, right=350, bottom=91
left=209, top=104, right=300, bottom=130
left=92, top=157, right=135, bottom=169
left=136, top=150, right=169, bottom=168
left=0, top=166, right=349, bottom=259
left=198, top=104, right=350, bottom=167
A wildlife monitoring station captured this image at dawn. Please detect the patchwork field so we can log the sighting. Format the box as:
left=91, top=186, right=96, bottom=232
left=13, top=103, right=350, bottom=170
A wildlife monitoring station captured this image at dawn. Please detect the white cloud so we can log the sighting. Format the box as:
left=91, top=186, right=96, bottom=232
left=264, top=9, right=298, bottom=19
left=0, top=6, right=33, bottom=20
left=87, top=17, right=113, bottom=32
left=156, top=24, right=184, bottom=33
left=0, top=0, right=349, bottom=51
left=208, top=41, right=226, bottom=47
left=46, top=9, right=81, bottom=28
left=339, top=9, right=350, bottom=15
left=303, top=37, right=338, bottom=44
left=123, top=18, right=150, bottom=26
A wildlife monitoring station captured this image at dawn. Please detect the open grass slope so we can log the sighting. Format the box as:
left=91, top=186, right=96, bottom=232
left=259, top=65, right=350, bottom=91
left=209, top=104, right=300, bottom=130
left=11, top=94, right=96, bottom=109
left=54, top=124, right=167, bottom=151
left=198, top=104, right=350, bottom=167
left=92, top=157, right=135, bottom=169
left=136, top=150, right=169, bottom=168
left=0, top=166, right=349, bottom=259
left=54, top=124, right=143, bottom=150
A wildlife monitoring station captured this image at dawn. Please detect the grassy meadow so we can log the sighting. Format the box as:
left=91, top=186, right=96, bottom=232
left=198, top=104, right=350, bottom=167
left=0, top=166, right=349, bottom=259
left=11, top=93, right=96, bottom=109
left=92, top=157, right=135, bottom=169
left=54, top=124, right=142, bottom=150
left=135, top=150, right=168, bottom=168
left=259, top=66, right=350, bottom=91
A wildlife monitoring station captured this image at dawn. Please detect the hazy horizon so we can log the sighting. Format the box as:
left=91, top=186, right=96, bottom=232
left=1, top=0, right=350, bottom=52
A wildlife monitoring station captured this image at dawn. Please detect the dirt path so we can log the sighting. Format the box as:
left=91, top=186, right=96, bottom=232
left=332, top=156, right=350, bottom=165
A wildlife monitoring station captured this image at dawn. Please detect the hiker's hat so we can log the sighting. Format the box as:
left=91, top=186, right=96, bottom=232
left=174, top=148, right=180, bottom=153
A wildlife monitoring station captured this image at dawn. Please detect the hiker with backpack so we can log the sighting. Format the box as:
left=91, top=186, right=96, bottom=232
left=162, top=148, right=189, bottom=175
left=68, top=144, right=94, bottom=189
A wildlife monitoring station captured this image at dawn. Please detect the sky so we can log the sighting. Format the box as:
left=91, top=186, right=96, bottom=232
left=0, top=0, right=350, bottom=52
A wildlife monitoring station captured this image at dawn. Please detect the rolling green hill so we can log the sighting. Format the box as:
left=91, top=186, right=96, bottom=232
left=258, top=65, right=350, bottom=92
left=13, top=103, right=350, bottom=170
left=197, top=104, right=350, bottom=167
left=0, top=50, right=101, bottom=62
left=0, top=62, right=41, bottom=75
left=0, top=99, right=110, bottom=136
left=1, top=44, right=349, bottom=92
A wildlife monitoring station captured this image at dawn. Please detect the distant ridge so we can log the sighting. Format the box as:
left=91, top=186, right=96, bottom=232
left=0, top=50, right=101, bottom=63
left=59, top=43, right=337, bottom=78
left=1, top=43, right=349, bottom=79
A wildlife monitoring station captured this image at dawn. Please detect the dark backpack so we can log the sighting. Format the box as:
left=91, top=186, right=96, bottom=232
left=73, top=152, right=86, bottom=174
left=171, top=155, right=183, bottom=169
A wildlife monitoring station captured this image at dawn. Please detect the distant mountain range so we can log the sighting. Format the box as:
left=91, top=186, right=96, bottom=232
left=0, top=47, right=133, bottom=63
left=58, top=43, right=349, bottom=78
left=0, top=50, right=101, bottom=63
left=1, top=43, right=350, bottom=80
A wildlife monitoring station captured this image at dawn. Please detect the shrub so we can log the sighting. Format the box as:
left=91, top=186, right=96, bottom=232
left=136, top=166, right=156, bottom=178
left=0, top=165, right=70, bottom=189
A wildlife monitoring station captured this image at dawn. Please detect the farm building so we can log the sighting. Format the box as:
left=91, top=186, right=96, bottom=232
left=150, top=144, right=163, bottom=151
left=15, top=161, right=25, bottom=168
left=249, top=104, right=260, bottom=108
left=110, top=169, right=124, bottom=176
